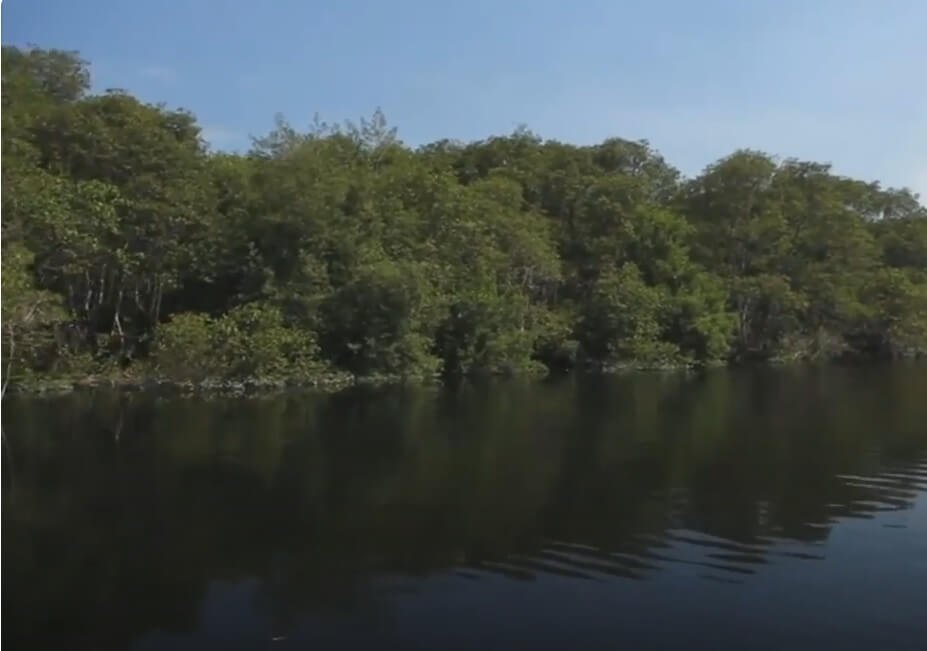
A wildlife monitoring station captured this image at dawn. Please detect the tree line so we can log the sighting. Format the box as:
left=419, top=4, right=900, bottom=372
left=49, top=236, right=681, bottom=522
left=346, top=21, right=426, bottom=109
left=3, top=46, right=926, bottom=388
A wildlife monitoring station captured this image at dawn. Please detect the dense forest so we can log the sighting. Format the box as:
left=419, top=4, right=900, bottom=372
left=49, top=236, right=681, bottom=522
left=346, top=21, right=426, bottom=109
left=3, top=47, right=926, bottom=390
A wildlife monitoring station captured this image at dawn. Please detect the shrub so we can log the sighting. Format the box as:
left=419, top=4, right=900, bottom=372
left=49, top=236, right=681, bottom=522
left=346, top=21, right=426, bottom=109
left=154, top=303, right=324, bottom=382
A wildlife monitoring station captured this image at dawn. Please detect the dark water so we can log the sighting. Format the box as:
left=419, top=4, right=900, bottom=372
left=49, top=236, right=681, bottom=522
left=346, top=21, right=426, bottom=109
left=3, top=366, right=927, bottom=651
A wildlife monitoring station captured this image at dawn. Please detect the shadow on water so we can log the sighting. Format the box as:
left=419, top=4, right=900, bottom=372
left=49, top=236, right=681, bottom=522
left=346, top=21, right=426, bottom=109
left=3, top=364, right=927, bottom=649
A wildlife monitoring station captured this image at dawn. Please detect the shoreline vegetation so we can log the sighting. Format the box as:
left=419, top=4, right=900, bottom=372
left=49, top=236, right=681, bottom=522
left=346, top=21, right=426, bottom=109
left=5, top=357, right=917, bottom=398
left=3, top=47, right=927, bottom=397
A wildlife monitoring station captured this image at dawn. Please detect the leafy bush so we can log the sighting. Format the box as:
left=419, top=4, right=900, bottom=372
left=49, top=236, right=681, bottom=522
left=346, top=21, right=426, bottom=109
left=154, top=312, right=216, bottom=380
left=318, top=261, right=441, bottom=378
left=577, top=263, right=684, bottom=367
left=155, top=303, right=324, bottom=382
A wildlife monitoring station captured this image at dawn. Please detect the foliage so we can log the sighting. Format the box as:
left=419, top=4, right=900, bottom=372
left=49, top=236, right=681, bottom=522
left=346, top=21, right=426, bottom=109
left=577, top=263, right=682, bottom=367
left=3, top=46, right=926, bottom=390
left=155, top=303, right=323, bottom=382
left=1, top=244, right=68, bottom=391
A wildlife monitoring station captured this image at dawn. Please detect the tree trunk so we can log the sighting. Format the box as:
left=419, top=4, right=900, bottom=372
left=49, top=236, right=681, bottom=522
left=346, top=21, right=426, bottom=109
left=2, top=325, right=15, bottom=400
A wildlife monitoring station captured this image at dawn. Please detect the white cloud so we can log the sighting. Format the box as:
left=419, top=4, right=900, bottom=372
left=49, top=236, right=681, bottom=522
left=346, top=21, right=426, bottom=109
left=138, top=65, right=177, bottom=84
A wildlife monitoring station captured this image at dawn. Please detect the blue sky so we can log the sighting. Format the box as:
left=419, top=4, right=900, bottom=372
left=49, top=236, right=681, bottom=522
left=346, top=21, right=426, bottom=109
left=4, top=0, right=925, bottom=199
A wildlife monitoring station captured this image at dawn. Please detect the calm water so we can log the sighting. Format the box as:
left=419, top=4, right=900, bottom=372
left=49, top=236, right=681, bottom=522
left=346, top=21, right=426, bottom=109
left=3, top=366, right=927, bottom=650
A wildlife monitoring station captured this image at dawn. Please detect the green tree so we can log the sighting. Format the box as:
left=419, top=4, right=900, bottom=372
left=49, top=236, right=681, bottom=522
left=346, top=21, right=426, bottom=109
left=1, top=245, right=67, bottom=392
left=4, top=46, right=927, bottom=390
left=577, top=263, right=681, bottom=367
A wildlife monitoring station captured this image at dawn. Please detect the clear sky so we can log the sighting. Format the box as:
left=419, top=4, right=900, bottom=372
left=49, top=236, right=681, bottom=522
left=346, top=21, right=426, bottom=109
left=3, top=0, right=925, bottom=199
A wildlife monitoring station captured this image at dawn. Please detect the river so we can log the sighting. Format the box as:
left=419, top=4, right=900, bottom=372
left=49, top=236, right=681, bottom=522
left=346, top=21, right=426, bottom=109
left=3, top=364, right=926, bottom=650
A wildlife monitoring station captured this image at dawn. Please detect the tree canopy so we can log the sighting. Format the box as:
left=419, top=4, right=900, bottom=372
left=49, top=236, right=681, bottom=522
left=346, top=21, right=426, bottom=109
left=3, top=46, right=925, bottom=389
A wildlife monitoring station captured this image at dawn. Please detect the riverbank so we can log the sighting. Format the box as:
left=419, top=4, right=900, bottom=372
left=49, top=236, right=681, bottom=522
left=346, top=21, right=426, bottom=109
left=2, top=370, right=412, bottom=397
left=2, top=359, right=657, bottom=396
left=8, top=355, right=919, bottom=397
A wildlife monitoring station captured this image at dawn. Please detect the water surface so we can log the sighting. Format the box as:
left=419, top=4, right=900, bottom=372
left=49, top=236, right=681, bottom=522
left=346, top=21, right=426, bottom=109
left=4, top=365, right=927, bottom=650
